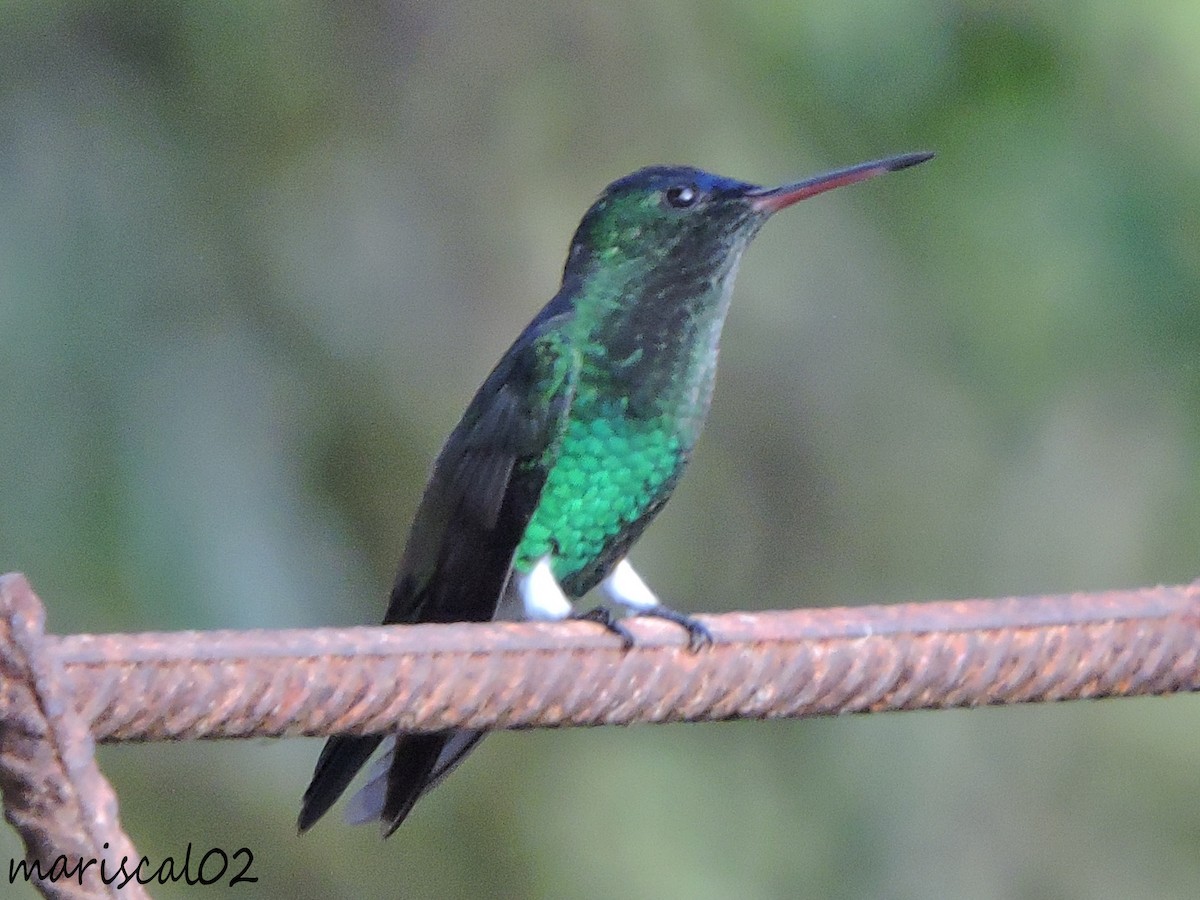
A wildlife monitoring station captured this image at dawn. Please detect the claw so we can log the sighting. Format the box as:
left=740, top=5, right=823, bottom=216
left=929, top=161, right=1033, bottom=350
left=636, top=604, right=713, bottom=652
left=574, top=605, right=635, bottom=649
left=596, top=559, right=712, bottom=651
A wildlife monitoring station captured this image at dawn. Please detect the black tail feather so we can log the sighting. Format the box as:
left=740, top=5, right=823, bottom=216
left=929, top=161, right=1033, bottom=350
left=298, top=734, right=384, bottom=833
left=380, top=733, right=449, bottom=836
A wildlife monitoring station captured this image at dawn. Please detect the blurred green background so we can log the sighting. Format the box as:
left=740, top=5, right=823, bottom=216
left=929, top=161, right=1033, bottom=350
left=4, top=2, right=1200, bottom=897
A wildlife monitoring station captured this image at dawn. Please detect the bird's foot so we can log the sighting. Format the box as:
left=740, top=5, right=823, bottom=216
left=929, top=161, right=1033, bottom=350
left=574, top=605, right=635, bottom=649
left=597, top=559, right=712, bottom=652
left=634, top=604, right=713, bottom=652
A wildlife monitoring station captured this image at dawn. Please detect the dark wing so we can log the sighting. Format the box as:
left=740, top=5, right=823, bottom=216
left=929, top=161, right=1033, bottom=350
left=382, top=317, right=578, bottom=626
left=298, top=318, right=577, bottom=834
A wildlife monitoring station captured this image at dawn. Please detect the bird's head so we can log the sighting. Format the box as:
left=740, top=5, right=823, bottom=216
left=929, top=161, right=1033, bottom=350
left=562, top=152, right=933, bottom=284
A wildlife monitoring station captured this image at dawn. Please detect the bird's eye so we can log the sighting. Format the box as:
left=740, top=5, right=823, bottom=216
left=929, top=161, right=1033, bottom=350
left=664, top=184, right=698, bottom=209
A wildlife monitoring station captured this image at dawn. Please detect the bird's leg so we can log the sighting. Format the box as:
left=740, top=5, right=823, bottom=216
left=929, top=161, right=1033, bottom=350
left=518, top=555, right=634, bottom=647
left=599, top=559, right=713, bottom=651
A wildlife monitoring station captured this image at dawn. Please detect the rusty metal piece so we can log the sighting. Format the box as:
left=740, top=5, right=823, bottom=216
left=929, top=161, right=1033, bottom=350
left=2, top=572, right=1199, bottom=899
left=0, top=574, right=148, bottom=900
left=39, top=580, right=1200, bottom=743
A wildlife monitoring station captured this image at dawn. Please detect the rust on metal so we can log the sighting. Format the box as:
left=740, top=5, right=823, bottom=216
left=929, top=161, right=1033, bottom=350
left=36, top=580, right=1200, bottom=744
left=0, top=574, right=148, bottom=900
left=2, top=571, right=1200, bottom=900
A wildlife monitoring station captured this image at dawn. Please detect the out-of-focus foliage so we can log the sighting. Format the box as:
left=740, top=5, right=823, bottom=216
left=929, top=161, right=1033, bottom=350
left=3, top=2, right=1200, bottom=897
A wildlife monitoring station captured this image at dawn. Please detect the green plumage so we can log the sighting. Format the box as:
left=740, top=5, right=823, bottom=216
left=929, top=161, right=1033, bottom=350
left=509, top=172, right=754, bottom=592
left=299, top=152, right=932, bottom=837
left=513, top=409, right=683, bottom=585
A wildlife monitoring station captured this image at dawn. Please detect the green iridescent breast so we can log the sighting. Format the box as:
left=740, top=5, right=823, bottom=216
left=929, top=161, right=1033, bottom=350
left=512, top=411, right=682, bottom=590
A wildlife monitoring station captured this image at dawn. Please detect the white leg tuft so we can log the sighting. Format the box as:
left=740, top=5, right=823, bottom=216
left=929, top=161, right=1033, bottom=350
left=599, top=559, right=660, bottom=612
left=518, top=555, right=574, bottom=621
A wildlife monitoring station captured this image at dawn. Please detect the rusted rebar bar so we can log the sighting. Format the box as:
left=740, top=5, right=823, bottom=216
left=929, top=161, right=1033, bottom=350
left=35, top=578, right=1200, bottom=743
left=0, top=575, right=148, bottom=900
left=2, top=572, right=1199, bottom=900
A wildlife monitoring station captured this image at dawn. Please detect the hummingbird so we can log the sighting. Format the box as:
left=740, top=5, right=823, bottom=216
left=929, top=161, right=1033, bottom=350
left=298, top=150, right=932, bottom=835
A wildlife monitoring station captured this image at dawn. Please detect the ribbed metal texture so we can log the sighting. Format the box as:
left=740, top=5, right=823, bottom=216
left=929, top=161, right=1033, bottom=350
left=2, top=571, right=1198, bottom=899
left=49, top=582, right=1200, bottom=742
